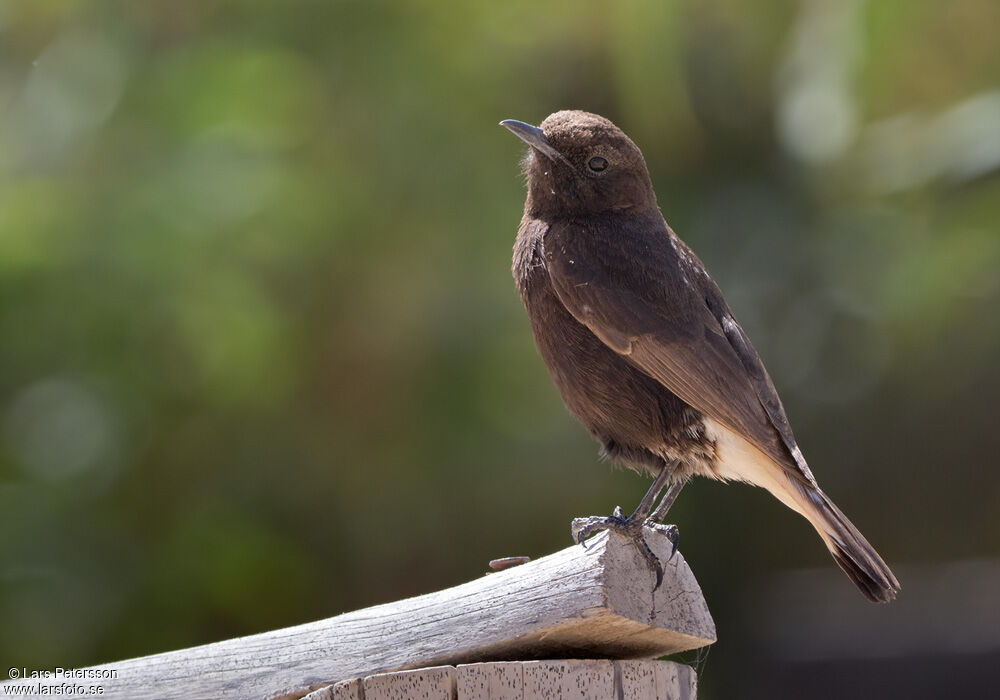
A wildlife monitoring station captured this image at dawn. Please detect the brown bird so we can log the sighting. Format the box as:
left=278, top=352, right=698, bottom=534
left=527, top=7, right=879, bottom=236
left=501, top=110, right=900, bottom=602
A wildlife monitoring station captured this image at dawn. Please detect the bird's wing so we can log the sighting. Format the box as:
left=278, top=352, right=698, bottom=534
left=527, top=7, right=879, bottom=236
left=543, top=218, right=816, bottom=487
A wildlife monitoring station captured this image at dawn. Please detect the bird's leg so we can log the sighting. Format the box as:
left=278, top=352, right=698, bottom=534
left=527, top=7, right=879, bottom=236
left=650, top=477, right=685, bottom=522
left=571, top=459, right=680, bottom=587
left=644, top=477, right=687, bottom=560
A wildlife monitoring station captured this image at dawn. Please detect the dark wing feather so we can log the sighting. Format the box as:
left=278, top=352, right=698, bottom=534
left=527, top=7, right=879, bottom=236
left=543, top=217, right=815, bottom=487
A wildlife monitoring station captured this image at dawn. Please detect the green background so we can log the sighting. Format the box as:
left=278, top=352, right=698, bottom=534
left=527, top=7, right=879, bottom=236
left=2, top=1, right=999, bottom=697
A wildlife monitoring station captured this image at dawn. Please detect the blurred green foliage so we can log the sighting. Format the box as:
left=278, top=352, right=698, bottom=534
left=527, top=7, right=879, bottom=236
left=1, top=1, right=999, bottom=696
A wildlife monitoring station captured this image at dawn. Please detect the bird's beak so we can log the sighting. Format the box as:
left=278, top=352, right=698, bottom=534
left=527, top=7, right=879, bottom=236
left=500, top=119, right=570, bottom=166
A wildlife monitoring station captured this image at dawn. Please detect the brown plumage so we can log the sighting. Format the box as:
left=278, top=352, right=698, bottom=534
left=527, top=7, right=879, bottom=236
left=502, top=110, right=900, bottom=603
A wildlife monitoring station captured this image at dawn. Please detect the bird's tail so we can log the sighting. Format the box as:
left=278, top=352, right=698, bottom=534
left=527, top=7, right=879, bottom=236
left=790, top=482, right=900, bottom=603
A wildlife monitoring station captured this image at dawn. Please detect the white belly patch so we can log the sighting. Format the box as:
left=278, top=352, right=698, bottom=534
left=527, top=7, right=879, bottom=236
left=701, top=417, right=808, bottom=518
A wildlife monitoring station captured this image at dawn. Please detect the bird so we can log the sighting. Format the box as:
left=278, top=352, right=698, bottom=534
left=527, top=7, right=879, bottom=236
left=501, top=110, right=900, bottom=603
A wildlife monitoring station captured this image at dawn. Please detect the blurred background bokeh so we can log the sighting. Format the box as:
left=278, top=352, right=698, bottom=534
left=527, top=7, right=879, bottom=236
left=1, top=1, right=998, bottom=697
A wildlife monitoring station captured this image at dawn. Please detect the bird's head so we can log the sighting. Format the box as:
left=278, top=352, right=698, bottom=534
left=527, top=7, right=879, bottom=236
left=501, top=110, right=657, bottom=217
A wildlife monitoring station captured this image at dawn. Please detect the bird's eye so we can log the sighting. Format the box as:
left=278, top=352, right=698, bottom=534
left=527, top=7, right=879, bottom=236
left=588, top=156, right=608, bottom=172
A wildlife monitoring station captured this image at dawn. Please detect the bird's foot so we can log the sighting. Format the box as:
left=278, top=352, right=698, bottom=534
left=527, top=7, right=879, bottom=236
left=571, top=506, right=635, bottom=545
left=571, top=508, right=681, bottom=589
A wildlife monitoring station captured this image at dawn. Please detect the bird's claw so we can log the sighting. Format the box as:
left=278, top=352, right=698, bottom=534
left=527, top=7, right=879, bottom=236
left=647, top=523, right=680, bottom=560
left=571, top=512, right=626, bottom=549
left=571, top=505, right=644, bottom=546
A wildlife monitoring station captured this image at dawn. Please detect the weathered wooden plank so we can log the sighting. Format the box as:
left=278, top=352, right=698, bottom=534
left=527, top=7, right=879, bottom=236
left=0, top=528, right=713, bottom=699
left=617, top=659, right=659, bottom=699
left=455, top=662, right=524, bottom=700
left=656, top=661, right=697, bottom=700
left=522, top=660, right=616, bottom=698
left=302, top=678, right=360, bottom=700
left=618, top=659, right=697, bottom=699
left=301, top=684, right=337, bottom=700
left=363, top=666, right=455, bottom=700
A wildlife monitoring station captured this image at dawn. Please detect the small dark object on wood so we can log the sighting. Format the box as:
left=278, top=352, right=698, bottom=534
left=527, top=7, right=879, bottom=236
left=489, top=556, right=531, bottom=571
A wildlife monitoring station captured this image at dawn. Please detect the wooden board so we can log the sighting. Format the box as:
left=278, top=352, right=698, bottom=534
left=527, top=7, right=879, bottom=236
left=2, top=528, right=714, bottom=699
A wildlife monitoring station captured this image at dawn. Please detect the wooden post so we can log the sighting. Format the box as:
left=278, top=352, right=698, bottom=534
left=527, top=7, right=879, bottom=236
left=0, top=528, right=714, bottom=699
left=305, top=660, right=697, bottom=699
